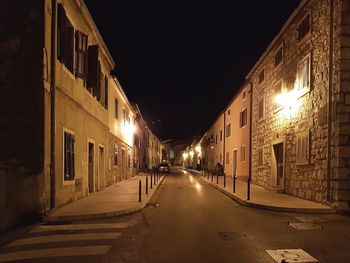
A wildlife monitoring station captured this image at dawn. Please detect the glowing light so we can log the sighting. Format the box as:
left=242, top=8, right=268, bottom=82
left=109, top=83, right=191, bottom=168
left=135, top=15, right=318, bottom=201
left=189, top=150, right=194, bottom=158
left=195, top=146, right=201, bottom=153
left=182, top=152, right=189, bottom=160
left=275, top=89, right=301, bottom=119
left=195, top=182, right=202, bottom=190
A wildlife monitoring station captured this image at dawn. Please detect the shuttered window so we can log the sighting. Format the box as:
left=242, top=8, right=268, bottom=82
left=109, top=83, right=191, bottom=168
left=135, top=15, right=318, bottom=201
left=241, top=145, right=246, bottom=162
left=87, top=45, right=99, bottom=95
left=240, top=108, right=247, bottom=127
left=114, top=144, right=118, bottom=165
left=57, top=4, right=74, bottom=73
left=104, top=76, right=108, bottom=109
left=258, top=97, right=265, bottom=121
left=64, top=132, right=75, bottom=181
left=298, top=55, right=311, bottom=95
left=258, top=148, right=264, bottom=166
left=297, top=14, right=311, bottom=41
left=226, top=152, right=230, bottom=164
left=296, top=131, right=310, bottom=165
left=226, top=123, right=231, bottom=137
left=115, top=98, right=118, bottom=119
left=75, top=31, right=88, bottom=80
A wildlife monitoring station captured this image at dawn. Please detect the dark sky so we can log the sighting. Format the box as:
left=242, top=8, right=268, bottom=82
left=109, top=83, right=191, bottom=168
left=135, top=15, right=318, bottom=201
left=84, top=0, right=301, bottom=140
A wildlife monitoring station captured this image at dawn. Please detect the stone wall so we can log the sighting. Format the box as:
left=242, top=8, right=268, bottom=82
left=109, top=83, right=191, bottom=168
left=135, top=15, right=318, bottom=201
left=250, top=0, right=349, bottom=209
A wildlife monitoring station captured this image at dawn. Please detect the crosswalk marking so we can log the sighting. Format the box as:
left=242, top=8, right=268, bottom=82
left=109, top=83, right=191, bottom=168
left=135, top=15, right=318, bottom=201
left=0, top=246, right=111, bottom=262
left=5, top=232, right=121, bottom=248
left=30, top=222, right=129, bottom=233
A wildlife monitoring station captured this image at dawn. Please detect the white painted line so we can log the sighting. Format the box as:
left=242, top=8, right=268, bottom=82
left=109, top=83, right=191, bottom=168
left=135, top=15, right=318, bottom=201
left=5, top=233, right=121, bottom=248
left=289, top=222, right=323, bottom=230
left=30, top=222, right=129, bottom=233
left=266, top=249, right=318, bottom=263
left=0, top=245, right=111, bottom=262
left=294, top=216, right=327, bottom=223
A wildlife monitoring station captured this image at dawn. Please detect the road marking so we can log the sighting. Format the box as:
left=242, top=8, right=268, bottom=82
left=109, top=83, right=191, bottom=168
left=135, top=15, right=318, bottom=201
left=5, top=233, right=121, bottom=248
left=288, top=222, right=323, bottom=230
left=266, top=249, right=318, bottom=262
left=30, top=222, right=129, bottom=233
left=0, top=245, right=111, bottom=262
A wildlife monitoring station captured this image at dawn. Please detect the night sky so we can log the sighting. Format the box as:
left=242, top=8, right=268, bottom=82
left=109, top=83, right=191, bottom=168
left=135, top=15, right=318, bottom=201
left=84, top=0, right=301, bottom=140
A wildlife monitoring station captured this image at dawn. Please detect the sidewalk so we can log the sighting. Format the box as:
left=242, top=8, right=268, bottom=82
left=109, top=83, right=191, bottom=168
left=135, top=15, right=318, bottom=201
left=47, top=173, right=166, bottom=222
left=187, top=169, right=336, bottom=214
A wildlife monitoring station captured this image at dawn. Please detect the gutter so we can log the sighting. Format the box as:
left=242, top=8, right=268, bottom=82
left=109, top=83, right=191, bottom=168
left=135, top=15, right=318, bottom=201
left=50, top=0, right=57, bottom=209
left=327, top=0, right=334, bottom=201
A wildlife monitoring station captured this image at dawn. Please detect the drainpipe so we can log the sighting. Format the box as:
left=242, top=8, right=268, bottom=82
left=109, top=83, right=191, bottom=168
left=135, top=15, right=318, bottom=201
left=247, top=80, right=253, bottom=184
left=223, top=111, right=226, bottom=171
left=327, top=0, right=334, bottom=202
left=50, top=0, right=57, bottom=209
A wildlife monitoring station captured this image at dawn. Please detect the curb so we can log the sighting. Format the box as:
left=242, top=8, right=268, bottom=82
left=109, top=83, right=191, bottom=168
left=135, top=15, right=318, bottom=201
left=45, top=174, right=167, bottom=223
left=187, top=170, right=336, bottom=214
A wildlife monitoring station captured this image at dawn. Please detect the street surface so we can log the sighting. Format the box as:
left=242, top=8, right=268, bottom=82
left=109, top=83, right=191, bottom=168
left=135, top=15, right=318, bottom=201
left=0, top=167, right=350, bottom=263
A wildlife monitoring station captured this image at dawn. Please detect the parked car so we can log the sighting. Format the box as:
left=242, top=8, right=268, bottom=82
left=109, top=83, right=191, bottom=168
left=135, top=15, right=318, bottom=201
left=158, top=162, right=171, bottom=173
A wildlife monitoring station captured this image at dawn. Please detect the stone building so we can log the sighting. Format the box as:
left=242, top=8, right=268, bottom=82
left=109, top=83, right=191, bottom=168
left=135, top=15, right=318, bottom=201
left=248, top=0, right=350, bottom=210
left=0, top=0, right=160, bottom=232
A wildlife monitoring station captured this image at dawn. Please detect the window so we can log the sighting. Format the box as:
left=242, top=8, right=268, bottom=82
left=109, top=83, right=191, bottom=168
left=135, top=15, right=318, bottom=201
left=258, top=148, right=264, bottom=166
left=240, top=145, right=246, bottom=162
left=115, top=98, right=118, bottom=119
left=240, top=108, right=247, bottom=127
left=114, top=144, right=118, bottom=165
left=220, top=130, right=222, bottom=141
left=226, top=123, right=231, bottom=137
left=258, top=69, right=265, bottom=84
left=297, top=55, right=311, bottom=95
left=242, top=90, right=247, bottom=100
left=274, top=81, right=283, bottom=111
left=228, top=109, right=231, bottom=115
left=122, top=109, right=126, bottom=126
left=87, top=45, right=100, bottom=95
left=298, top=13, right=311, bottom=41
left=296, top=131, right=310, bottom=165
left=75, top=31, right=88, bottom=80
left=104, top=76, right=108, bottom=109
left=57, top=4, right=74, bottom=73
left=258, top=97, right=265, bottom=121
left=275, top=46, right=283, bottom=67
left=226, top=152, right=230, bottom=164
left=64, top=132, right=75, bottom=181
left=128, top=150, right=131, bottom=168
left=220, top=154, right=222, bottom=163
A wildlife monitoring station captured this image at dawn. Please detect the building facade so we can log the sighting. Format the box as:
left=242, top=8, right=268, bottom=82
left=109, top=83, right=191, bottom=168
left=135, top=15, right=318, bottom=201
left=0, top=0, right=161, bottom=232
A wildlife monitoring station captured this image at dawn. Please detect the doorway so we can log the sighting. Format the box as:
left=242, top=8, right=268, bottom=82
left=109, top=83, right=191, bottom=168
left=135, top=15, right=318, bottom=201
left=98, top=146, right=105, bottom=190
left=272, top=142, right=284, bottom=189
left=232, top=149, right=238, bottom=177
left=88, top=142, right=94, bottom=193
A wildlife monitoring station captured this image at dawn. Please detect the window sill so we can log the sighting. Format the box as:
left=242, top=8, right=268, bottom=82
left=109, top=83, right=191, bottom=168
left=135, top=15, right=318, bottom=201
left=62, top=64, right=76, bottom=80
left=63, top=179, right=75, bottom=186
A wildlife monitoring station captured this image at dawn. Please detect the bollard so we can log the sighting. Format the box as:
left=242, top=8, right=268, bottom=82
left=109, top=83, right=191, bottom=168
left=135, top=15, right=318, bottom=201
left=146, top=176, right=148, bottom=195
left=247, top=177, right=251, bottom=200
left=139, top=180, right=142, bottom=203
left=150, top=173, right=153, bottom=189
left=211, top=172, right=213, bottom=182
left=216, top=173, right=219, bottom=184
left=233, top=175, right=236, bottom=193
left=154, top=172, right=156, bottom=184
left=224, top=173, right=226, bottom=188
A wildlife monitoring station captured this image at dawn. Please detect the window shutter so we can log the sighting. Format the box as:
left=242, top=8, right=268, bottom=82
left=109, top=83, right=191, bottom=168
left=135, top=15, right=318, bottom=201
left=94, top=62, right=101, bottom=100
left=87, top=45, right=99, bottom=94
left=75, top=31, right=88, bottom=80
left=105, top=76, right=108, bottom=109
left=57, top=4, right=65, bottom=62
left=239, top=112, right=242, bottom=127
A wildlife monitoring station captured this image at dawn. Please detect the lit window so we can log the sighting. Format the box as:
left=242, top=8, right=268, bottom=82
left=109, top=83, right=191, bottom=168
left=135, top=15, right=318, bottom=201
left=258, top=97, right=265, bottom=121
left=296, top=131, right=310, bottom=165
left=298, top=55, right=311, bottom=95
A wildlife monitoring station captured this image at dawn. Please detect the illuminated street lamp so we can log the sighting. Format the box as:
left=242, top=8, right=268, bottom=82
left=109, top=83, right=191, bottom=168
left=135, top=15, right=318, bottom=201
left=189, top=150, right=194, bottom=158
left=182, top=152, right=189, bottom=160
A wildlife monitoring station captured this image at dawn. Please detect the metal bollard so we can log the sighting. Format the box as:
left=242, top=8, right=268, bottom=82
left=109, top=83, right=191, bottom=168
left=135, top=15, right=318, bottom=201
left=216, top=173, right=219, bottom=184
left=233, top=175, right=236, bottom=193
left=224, top=173, right=226, bottom=188
left=154, top=172, right=156, bottom=184
left=150, top=173, right=153, bottom=189
left=139, top=180, right=142, bottom=202
left=247, top=177, right=251, bottom=200
left=211, top=172, right=213, bottom=182
left=146, top=177, right=148, bottom=195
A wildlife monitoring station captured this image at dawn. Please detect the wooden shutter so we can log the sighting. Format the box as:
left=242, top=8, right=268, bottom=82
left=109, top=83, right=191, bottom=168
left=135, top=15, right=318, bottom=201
left=57, top=4, right=65, bottom=62
left=105, top=76, right=108, bottom=109
left=87, top=45, right=99, bottom=94
left=75, top=31, right=88, bottom=80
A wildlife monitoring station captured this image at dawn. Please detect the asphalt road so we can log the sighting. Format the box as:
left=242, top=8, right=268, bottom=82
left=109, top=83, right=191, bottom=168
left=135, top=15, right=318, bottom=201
left=1, top=167, right=350, bottom=263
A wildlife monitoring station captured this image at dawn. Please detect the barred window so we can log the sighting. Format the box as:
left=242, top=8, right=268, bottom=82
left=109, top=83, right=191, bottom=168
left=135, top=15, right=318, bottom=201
left=64, top=132, right=75, bottom=181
